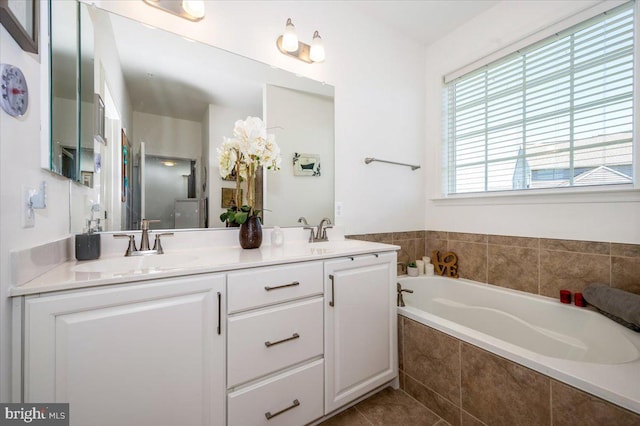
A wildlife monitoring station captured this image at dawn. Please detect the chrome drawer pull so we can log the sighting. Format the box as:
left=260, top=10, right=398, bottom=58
left=329, top=274, right=335, bottom=307
left=265, top=333, right=300, bottom=348
left=264, top=281, right=300, bottom=291
left=265, top=399, right=300, bottom=420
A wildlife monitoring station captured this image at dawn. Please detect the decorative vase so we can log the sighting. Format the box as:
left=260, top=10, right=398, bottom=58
left=407, top=266, right=419, bottom=277
left=239, top=215, right=262, bottom=249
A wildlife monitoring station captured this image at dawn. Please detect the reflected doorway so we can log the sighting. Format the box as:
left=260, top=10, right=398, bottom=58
left=142, top=154, right=200, bottom=229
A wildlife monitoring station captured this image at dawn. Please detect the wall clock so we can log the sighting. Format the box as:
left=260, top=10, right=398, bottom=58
left=0, top=63, right=29, bottom=117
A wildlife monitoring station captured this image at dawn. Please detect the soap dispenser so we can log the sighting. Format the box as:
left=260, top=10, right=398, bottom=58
left=75, top=205, right=102, bottom=261
left=271, top=226, right=284, bottom=247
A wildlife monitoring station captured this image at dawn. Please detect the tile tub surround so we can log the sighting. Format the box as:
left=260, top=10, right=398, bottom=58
left=398, top=316, right=640, bottom=426
left=347, top=231, right=640, bottom=297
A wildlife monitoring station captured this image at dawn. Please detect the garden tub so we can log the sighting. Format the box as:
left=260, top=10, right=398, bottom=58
left=397, top=275, right=640, bottom=414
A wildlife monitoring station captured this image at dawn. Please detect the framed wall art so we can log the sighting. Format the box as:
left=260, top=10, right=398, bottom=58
left=293, top=152, right=321, bottom=176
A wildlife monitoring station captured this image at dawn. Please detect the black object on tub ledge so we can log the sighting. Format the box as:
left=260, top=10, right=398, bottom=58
left=583, top=283, right=640, bottom=332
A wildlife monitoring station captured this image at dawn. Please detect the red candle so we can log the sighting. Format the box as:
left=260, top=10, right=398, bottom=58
left=560, top=290, right=571, bottom=304
left=574, top=292, right=586, bottom=307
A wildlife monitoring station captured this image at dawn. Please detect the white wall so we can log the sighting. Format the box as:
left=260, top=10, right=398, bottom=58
left=265, top=85, right=334, bottom=227
left=423, top=0, right=640, bottom=244
left=0, top=1, right=71, bottom=400
left=132, top=111, right=202, bottom=159
left=89, top=0, right=427, bottom=235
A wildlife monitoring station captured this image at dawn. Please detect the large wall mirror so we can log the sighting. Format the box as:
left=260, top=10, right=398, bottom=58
left=54, top=2, right=335, bottom=233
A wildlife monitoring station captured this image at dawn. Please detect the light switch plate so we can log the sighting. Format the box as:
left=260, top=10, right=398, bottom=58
left=22, top=186, right=35, bottom=228
left=335, top=202, right=343, bottom=218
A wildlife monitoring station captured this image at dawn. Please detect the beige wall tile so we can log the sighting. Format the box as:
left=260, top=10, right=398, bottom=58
left=396, top=239, right=417, bottom=265
left=398, top=315, right=404, bottom=371
left=346, top=234, right=367, bottom=241
left=404, top=374, right=461, bottom=426
left=394, top=231, right=418, bottom=240
left=540, top=238, right=610, bottom=255
left=551, top=381, right=640, bottom=426
left=426, top=238, right=449, bottom=261
left=447, top=241, right=487, bottom=282
left=540, top=250, right=610, bottom=297
left=461, top=344, right=550, bottom=426
left=427, top=231, right=448, bottom=240
left=611, top=243, right=640, bottom=257
left=416, top=237, right=427, bottom=259
left=449, top=232, right=487, bottom=243
left=366, top=232, right=394, bottom=244
left=488, top=234, right=538, bottom=248
left=611, top=256, right=640, bottom=295
left=403, top=318, right=461, bottom=405
left=488, top=245, right=539, bottom=294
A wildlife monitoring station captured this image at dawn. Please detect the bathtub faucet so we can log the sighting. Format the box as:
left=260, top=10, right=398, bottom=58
left=397, top=282, right=414, bottom=307
left=432, top=250, right=459, bottom=278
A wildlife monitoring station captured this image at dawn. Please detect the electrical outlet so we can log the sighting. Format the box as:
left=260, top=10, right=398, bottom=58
left=22, top=186, right=35, bottom=228
left=335, top=202, right=343, bottom=218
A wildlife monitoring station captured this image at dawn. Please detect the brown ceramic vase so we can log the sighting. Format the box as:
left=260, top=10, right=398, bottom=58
left=239, top=216, right=262, bottom=249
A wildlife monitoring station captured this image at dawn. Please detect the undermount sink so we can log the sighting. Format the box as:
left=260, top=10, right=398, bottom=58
left=72, top=253, right=199, bottom=273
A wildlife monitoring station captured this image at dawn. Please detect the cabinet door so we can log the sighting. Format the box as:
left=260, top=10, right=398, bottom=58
left=324, top=252, right=398, bottom=414
left=24, top=274, right=225, bottom=426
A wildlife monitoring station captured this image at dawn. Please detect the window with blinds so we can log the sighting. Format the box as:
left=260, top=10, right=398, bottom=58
left=443, top=2, right=635, bottom=195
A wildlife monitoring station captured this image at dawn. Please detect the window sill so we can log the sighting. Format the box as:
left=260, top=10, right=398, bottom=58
left=430, top=184, right=640, bottom=206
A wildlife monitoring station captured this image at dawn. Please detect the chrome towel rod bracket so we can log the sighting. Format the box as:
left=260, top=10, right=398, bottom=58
left=364, top=157, right=420, bottom=171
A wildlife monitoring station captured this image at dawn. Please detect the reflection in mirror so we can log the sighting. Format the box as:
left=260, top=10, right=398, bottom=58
left=78, top=3, right=96, bottom=188
left=69, top=3, right=334, bottom=233
left=50, top=0, right=78, bottom=179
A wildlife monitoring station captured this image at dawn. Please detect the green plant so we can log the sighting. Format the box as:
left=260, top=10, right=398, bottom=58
left=220, top=205, right=263, bottom=225
left=408, top=261, right=417, bottom=268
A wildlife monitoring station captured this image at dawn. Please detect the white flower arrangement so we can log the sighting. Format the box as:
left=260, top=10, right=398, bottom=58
left=217, top=116, right=281, bottom=224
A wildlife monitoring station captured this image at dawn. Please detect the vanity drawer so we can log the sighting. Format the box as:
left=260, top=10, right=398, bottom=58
left=228, top=359, right=324, bottom=426
left=227, top=261, right=323, bottom=313
left=227, top=298, right=323, bottom=387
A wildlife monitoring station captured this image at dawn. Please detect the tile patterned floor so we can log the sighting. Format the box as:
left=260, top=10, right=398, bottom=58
left=319, top=387, right=448, bottom=426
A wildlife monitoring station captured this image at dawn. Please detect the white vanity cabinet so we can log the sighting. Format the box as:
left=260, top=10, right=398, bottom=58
left=324, top=252, right=398, bottom=414
left=21, top=274, right=226, bottom=426
left=13, top=242, right=399, bottom=426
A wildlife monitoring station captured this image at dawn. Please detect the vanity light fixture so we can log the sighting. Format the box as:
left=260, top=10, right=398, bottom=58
left=276, top=19, right=325, bottom=64
left=309, top=31, right=325, bottom=63
left=142, top=0, right=205, bottom=22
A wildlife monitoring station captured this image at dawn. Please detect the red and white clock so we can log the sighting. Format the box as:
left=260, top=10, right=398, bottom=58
left=0, top=63, right=29, bottom=117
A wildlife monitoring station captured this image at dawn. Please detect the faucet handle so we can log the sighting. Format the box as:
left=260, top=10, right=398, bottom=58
left=153, top=232, right=174, bottom=254
left=303, top=226, right=316, bottom=243
left=113, top=234, right=137, bottom=256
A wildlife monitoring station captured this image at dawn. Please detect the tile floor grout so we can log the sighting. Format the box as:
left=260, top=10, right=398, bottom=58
left=352, top=404, right=375, bottom=426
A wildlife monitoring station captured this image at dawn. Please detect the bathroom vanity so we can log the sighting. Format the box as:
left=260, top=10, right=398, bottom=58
left=11, top=237, right=398, bottom=426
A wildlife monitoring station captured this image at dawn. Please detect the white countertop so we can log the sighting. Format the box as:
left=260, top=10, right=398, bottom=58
left=11, top=239, right=399, bottom=297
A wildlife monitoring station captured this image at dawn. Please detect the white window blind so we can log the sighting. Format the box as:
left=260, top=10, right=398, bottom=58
left=443, top=2, right=635, bottom=195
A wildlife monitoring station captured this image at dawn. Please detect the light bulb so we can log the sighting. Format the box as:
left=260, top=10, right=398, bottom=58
left=282, top=18, right=299, bottom=52
left=309, top=31, right=325, bottom=63
left=182, top=0, right=205, bottom=19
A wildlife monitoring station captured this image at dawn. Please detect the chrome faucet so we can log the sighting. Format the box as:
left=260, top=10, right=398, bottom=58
left=397, top=282, right=414, bottom=307
left=315, top=217, right=332, bottom=242
left=113, top=219, right=173, bottom=256
left=298, top=217, right=308, bottom=225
